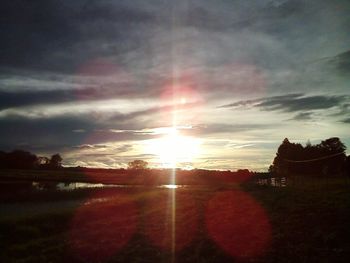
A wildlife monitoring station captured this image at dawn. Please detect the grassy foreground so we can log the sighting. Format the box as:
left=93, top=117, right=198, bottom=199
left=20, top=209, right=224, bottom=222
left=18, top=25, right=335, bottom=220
left=1, top=175, right=350, bottom=262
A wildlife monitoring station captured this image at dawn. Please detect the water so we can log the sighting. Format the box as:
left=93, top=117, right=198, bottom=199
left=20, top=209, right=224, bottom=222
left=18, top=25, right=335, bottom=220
left=0, top=182, right=187, bottom=219
left=32, top=181, right=186, bottom=191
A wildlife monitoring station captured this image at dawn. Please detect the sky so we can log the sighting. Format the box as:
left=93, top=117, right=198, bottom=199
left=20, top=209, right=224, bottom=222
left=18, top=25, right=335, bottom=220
left=0, top=0, right=349, bottom=171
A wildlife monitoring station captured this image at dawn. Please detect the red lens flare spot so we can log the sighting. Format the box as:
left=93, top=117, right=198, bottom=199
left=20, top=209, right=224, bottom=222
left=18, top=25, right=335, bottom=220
left=144, top=191, right=198, bottom=251
left=205, top=190, right=271, bottom=260
left=69, top=190, right=137, bottom=262
left=160, top=76, right=203, bottom=109
left=160, top=79, right=203, bottom=125
left=161, top=83, right=202, bottom=105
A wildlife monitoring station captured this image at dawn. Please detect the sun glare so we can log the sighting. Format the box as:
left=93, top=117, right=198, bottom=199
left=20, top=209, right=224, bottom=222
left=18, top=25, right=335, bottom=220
left=146, top=128, right=201, bottom=168
left=163, top=184, right=178, bottom=189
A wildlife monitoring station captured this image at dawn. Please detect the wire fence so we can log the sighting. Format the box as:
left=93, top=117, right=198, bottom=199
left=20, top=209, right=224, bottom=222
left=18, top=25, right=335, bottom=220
left=282, top=151, right=345, bottom=163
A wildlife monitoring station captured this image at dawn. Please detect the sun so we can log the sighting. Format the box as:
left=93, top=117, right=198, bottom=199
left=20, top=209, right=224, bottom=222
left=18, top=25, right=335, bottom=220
left=146, top=128, right=201, bottom=168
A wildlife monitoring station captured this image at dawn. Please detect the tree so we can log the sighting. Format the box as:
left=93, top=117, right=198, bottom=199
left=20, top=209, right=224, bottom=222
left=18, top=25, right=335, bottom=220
left=270, top=137, right=347, bottom=176
left=306, top=139, right=312, bottom=148
left=50, top=154, right=62, bottom=168
left=319, top=137, right=346, bottom=174
left=320, top=137, right=346, bottom=154
left=271, top=138, right=291, bottom=175
left=1, top=150, right=38, bottom=169
left=0, top=150, right=64, bottom=170
left=128, top=160, right=148, bottom=170
left=346, top=156, right=350, bottom=177
left=37, top=156, right=50, bottom=165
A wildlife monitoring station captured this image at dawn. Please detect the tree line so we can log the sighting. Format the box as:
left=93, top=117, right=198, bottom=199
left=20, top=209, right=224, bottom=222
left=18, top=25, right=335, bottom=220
left=0, top=150, right=62, bottom=170
left=270, top=137, right=349, bottom=176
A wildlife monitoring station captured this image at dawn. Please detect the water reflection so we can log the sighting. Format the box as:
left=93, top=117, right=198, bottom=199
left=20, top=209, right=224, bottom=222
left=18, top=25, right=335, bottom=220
left=32, top=181, right=59, bottom=190
left=2, top=180, right=275, bottom=262
left=31, top=181, right=186, bottom=191
left=158, top=184, right=179, bottom=189
left=58, top=182, right=111, bottom=190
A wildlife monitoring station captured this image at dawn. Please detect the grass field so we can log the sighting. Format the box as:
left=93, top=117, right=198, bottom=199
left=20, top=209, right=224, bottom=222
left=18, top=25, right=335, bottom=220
left=1, top=171, right=350, bottom=263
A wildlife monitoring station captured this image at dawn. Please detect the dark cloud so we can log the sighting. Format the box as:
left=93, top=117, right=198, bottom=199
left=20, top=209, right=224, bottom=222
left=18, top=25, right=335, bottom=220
left=1, top=0, right=350, bottom=168
left=0, top=114, right=96, bottom=151
left=0, top=85, right=145, bottom=110
left=1, top=1, right=78, bottom=71
left=0, top=90, right=74, bottom=110
left=0, top=109, right=161, bottom=152
left=178, top=0, right=305, bottom=33
left=82, top=130, right=157, bottom=145
left=0, top=98, right=197, bottom=150
left=258, top=95, right=344, bottom=112
left=0, top=0, right=156, bottom=72
left=77, top=2, right=155, bottom=24
left=1, top=0, right=348, bottom=74
left=188, top=123, right=269, bottom=136
left=219, top=93, right=349, bottom=113
left=342, top=118, right=350, bottom=124
left=290, top=112, right=313, bottom=121
left=328, top=49, right=350, bottom=74
left=337, top=50, right=350, bottom=73
left=218, top=93, right=304, bottom=109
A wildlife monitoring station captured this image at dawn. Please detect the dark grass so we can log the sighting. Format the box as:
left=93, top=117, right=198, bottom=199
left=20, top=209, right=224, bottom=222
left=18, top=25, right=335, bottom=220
left=1, top=174, right=350, bottom=262
left=243, top=177, right=350, bottom=263
left=0, top=169, right=89, bottom=182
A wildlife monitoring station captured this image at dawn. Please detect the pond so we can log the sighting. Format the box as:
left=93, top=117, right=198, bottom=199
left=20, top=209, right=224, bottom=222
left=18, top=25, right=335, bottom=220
left=32, top=181, right=187, bottom=191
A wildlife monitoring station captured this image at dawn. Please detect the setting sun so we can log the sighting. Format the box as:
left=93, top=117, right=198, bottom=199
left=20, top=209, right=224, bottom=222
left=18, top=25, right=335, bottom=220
left=145, top=128, right=201, bottom=168
left=1, top=1, right=350, bottom=262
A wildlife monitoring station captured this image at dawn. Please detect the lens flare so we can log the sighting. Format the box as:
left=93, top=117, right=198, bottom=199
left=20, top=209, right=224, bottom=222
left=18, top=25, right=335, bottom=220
left=205, top=190, right=271, bottom=260
left=144, top=191, right=198, bottom=251
left=69, top=190, right=137, bottom=262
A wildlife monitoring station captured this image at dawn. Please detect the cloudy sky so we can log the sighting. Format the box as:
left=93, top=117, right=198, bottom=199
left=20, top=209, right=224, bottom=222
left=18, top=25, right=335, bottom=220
left=0, top=0, right=349, bottom=170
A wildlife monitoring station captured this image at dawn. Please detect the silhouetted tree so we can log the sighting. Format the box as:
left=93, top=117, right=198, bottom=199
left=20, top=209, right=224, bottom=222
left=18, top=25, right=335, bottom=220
left=320, top=137, right=346, bottom=153
left=0, top=150, right=38, bottom=169
left=306, top=139, right=312, bottom=148
left=319, top=137, right=346, bottom=174
left=37, top=156, right=50, bottom=166
left=272, top=138, right=291, bottom=175
left=345, top=156, right=350, bottom=177
left=0, top=150, right=65, bottom=170
left=127, top=160, right=148, bottom=170
left=271, top=137, right=347, bottom=176
left=49, top=154, right=63, bottom=168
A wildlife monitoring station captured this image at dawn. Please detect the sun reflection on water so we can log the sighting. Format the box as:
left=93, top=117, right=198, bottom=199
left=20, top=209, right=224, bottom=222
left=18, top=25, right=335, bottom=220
left=164, top=184, right=178, bottom=189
